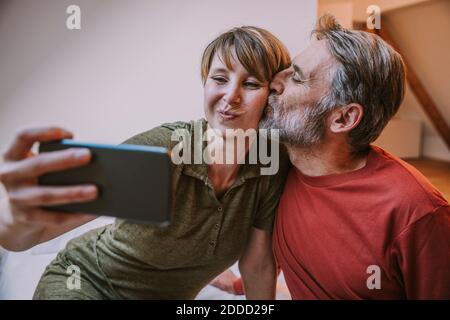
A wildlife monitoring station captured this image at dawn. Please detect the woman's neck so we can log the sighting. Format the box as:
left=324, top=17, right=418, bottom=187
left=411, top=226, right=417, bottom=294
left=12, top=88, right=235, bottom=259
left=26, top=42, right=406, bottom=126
left=204, top=126, right=254, bottom=198
left=208, top=162, right=241, bottom=199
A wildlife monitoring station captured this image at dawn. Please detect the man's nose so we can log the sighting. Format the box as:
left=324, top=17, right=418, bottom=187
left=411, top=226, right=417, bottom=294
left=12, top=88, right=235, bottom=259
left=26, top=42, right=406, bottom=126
left=270, top=72, right=286, bottom=95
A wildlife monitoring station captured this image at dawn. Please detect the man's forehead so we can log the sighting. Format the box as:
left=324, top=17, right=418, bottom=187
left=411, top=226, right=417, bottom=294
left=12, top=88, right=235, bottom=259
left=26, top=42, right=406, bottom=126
left=292, top=39, right=333, bottom=71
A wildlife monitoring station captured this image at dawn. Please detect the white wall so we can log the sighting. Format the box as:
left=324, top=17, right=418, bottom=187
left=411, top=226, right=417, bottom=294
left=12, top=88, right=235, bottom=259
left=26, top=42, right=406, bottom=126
left=0, top=0, right=317, bottom=151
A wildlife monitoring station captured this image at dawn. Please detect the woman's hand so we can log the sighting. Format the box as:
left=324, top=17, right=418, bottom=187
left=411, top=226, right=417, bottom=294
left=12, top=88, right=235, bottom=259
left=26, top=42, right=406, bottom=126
left=0, top=127, right=98, bottom=251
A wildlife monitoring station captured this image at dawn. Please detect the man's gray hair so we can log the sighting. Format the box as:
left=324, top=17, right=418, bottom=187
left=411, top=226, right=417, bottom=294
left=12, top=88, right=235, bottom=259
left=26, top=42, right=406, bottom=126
left=314, top=14, right=406, bottom=154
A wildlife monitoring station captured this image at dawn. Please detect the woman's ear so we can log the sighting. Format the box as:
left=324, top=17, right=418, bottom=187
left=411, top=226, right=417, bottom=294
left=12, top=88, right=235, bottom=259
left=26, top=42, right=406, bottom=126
left=329, top=103, right=364, bottom=133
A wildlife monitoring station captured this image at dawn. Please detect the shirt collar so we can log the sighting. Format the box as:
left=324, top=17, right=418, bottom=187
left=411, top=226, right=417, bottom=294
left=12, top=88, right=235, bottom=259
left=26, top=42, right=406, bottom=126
left=182, top=118, right=263, bottom=182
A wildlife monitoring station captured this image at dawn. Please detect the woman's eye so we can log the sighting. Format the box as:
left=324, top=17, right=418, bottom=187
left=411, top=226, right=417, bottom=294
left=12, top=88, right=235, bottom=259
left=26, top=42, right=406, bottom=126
left=244, top=82, right=261, bottom=89
left=211, top=76, right=227, bottom=84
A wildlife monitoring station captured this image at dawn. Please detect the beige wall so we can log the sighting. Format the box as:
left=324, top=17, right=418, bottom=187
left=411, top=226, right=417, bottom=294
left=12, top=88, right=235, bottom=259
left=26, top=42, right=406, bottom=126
left=384, top=0, right=450, bottom=161
left=318, top=1, right=353, bottom=28
left=0, top=0, right=316, bottom=152
left=319, top=0, right=432, bottom=21
left=352, top=0, right=432, bottom=21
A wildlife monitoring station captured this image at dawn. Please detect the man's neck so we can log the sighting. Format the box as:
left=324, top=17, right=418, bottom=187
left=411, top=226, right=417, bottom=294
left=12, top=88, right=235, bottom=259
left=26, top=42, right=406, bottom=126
left=286, top=140, right=369, bottom=177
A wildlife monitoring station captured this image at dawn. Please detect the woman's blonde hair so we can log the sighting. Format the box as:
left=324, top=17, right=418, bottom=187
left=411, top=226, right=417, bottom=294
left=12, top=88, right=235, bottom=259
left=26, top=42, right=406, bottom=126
left=201, top=26, right=291, bottom=84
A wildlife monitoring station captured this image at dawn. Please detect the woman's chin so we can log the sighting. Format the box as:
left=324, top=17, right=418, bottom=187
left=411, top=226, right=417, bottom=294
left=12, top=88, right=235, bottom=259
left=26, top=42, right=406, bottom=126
left=212, top=121, right=240, bottom=134
left=208, top=116, right=258, bottom=134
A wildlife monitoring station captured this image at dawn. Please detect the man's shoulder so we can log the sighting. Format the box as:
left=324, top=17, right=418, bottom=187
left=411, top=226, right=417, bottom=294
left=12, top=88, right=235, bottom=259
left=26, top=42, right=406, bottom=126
left=371, top=145, right=448, bottom=213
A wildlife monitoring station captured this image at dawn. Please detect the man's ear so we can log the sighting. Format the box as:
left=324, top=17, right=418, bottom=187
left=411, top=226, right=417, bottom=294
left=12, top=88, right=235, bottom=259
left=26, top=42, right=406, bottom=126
left=329, top=103, right=363, bottom=133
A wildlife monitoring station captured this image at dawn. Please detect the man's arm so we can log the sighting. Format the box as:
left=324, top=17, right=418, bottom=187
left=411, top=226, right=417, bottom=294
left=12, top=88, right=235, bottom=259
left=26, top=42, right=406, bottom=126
left=390, top=206, right=450, bottom=299
left=239, top=227, right=277, bottom=299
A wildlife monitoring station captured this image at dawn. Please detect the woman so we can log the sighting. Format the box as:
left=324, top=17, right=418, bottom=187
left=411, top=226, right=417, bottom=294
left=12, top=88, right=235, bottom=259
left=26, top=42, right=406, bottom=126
left=0, top=26, right=291, bottom=299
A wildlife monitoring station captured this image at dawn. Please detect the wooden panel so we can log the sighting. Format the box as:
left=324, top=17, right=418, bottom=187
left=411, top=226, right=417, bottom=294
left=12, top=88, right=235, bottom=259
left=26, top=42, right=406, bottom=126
left=406, top=158, right=450, bottom=201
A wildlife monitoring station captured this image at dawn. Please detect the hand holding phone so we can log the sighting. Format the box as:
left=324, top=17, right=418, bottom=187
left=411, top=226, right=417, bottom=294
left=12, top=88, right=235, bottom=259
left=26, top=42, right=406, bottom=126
left=0, top=127, right=98, bottom=251
left=38, top=139, right=172, bottom=226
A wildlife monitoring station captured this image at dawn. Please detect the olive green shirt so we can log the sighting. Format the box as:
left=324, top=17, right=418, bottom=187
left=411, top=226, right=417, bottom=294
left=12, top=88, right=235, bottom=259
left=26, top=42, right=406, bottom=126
left=40, top=119, right=289, bottom=299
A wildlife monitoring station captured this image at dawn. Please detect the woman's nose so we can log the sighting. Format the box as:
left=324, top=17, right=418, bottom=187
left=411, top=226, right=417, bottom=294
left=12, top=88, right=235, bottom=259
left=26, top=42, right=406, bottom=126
left=223, top=84, right=241, bottom=106
left=270, top=71, right=286, bottom=95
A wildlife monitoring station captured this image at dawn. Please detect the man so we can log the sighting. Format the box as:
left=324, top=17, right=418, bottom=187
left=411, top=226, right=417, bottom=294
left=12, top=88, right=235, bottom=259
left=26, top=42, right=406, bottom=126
left=214, top=14, right=449, bottom=299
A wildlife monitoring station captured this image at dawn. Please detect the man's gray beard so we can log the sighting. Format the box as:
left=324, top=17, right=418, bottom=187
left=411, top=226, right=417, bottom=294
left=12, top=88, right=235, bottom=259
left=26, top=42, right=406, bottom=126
left=259, top=96, right=328, bottom=148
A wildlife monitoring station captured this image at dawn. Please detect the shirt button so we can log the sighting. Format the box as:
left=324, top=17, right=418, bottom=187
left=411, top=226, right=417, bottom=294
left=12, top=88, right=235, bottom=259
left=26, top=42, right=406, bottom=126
left=214, top=223, right=220, bottom=229
left=209, top=241, right=215, bottom=246
left=217, top=206, right=223, bottom=212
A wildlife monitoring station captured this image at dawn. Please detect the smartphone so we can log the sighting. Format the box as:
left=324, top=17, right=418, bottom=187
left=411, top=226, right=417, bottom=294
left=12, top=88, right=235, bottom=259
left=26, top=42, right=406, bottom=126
left=38, top=139, right=172, bottom=226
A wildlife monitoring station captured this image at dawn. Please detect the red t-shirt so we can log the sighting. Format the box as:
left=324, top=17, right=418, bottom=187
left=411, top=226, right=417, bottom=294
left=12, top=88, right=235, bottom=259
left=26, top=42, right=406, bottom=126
left=273, top=146, right=450, bottom=299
